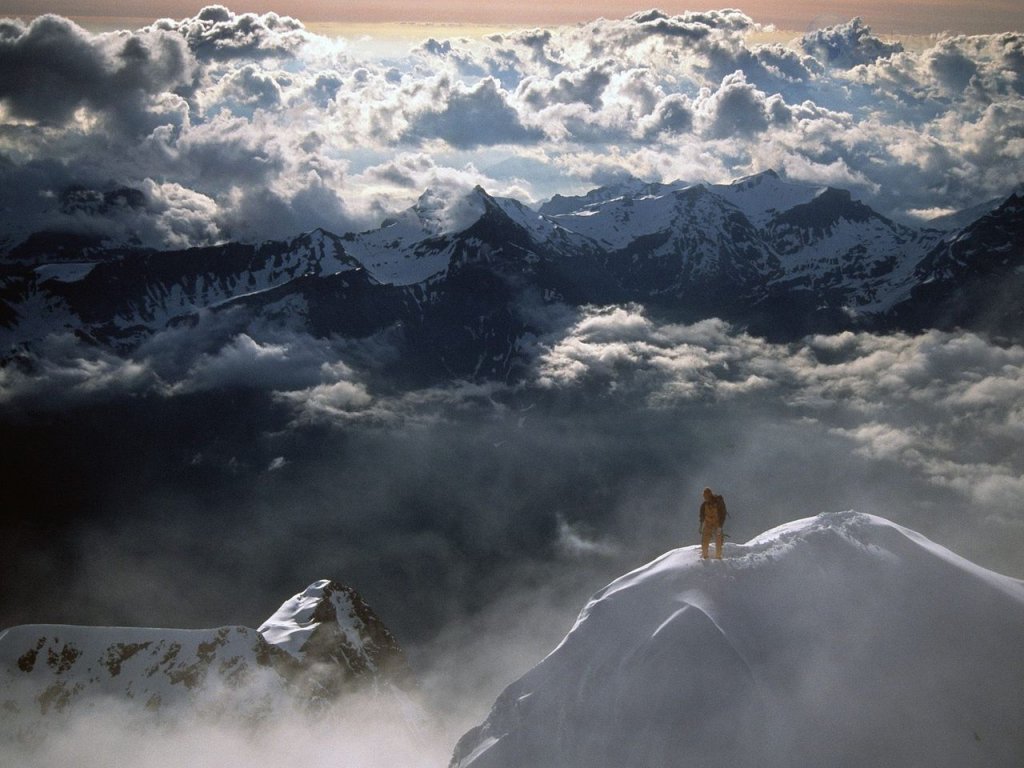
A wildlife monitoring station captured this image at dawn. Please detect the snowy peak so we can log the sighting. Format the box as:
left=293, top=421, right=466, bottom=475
left=411, top=185, right=493, bottom=235
left=927, top=195, right=1009, bottom=231
left=4, top=172, right=1023, bottom=380
left=486, top=191, right=563, bottom=243
left=955, top=191, right=1024, bottom=243
left=341, top=186, right=549, bottom=285
left=737, top=511, right=1022, bottom=598
left=258, top=579, right=405, bottom=679
left=540, top=170, right=823, bottom=228
left=341, top=206, right=452, bottom=285
left=708, top=169, right=826, bottom=226
left=544, top=182, right=728, bottom=251
left=453, top=511, right=1024, bottom=768
left=0, top=229, right=367, bottom=345
left=283, top=228, right=364, bottom=277
left=770, top=186, right=876, bottom=233
left=540, top=172, right=850, bottom=262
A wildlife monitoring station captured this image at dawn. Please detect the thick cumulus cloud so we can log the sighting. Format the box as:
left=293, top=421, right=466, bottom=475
left=799, top=17, right=903, bottom=69
left=0, top=15, right=194, bottom=129
left=0, top=7, right=1022, bottom=246
left=405, top=77, right=545, bottom=148
left=150, top=4, right=311, bottom=61
left=697, top=71, right=771, bottom=138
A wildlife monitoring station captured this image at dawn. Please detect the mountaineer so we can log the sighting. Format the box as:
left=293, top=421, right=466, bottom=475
left=699, top=487, right=727, bottom=560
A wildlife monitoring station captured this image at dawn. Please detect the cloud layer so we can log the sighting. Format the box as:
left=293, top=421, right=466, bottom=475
left=0, top=8, right=1022, bottom=249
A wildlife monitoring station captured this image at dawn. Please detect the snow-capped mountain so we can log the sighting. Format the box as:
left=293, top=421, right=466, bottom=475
left=0, top=579, right=407, bottom=738
left=0, top=228, right=366, bottom=351
left=258, top=579, right=409, bottom=694
left=451, top=511, right=1024, bottom=768
left=2, top=173, right=1020, bottom=383
left=541, top=171, right=946, bottom=331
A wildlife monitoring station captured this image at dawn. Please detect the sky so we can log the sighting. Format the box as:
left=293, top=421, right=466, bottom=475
left=0, top=3, right=1022, bottom=254
left=0, top=0, right=1021, bottom=35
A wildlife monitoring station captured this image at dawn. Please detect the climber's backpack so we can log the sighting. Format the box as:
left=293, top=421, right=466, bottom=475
left=702, top=495, right=727, bottom=527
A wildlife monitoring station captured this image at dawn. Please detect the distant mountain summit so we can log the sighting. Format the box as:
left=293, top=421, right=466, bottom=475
left=0, top=579, right=408, bottom=738
left=259, top=579, right=410, bottom=698
left=451, top=511, right=1024, bottom=768
left=2, top=173, right=1021, bottom=384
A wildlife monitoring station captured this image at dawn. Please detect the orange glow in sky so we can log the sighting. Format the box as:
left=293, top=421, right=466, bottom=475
left=1, top=0, right=1020, bottom=35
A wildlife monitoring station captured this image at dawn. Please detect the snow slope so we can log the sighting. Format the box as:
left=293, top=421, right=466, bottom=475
left=452, top=511, right=1024, bottom=768
left=340, top=187, right=567, bottom=285
left=543, top=170, right=821, bottom=248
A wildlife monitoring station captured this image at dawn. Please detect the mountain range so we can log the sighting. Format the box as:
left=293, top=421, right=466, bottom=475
left=2, top=170, right=1022, bottom=385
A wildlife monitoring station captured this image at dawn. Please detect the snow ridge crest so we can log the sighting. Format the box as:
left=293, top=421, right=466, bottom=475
left=452, top=511, right=1024, bottom=768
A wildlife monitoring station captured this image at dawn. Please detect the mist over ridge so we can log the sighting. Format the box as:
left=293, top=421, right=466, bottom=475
left=3, top=318, right=1022, bottom=762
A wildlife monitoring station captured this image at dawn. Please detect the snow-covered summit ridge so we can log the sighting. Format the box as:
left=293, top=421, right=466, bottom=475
left=3, top=170, right=1019, bottom=361
left=597, top=511, right=1023, bottom=607
left=453, top=510, right=1024, bottom=768
left=706, top=169, right=826, bottom=227
left=538, top=177, right=687, bottom=217
left=376, top=171, right=828, bottom=258
left=259, top=579, right=328, bottom=652
left=340, top=185, right=553, bottom=285
left=540, top=170, right=823, bottom=224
